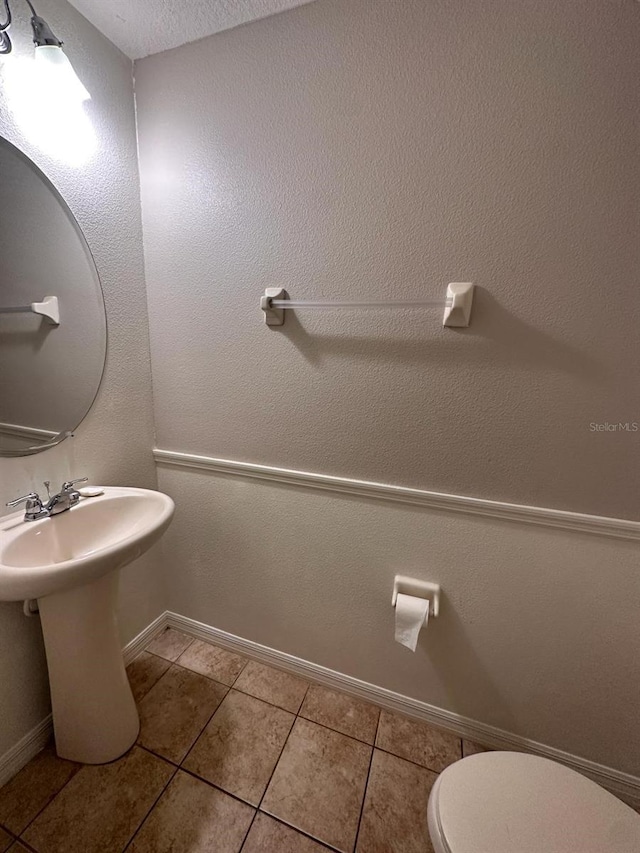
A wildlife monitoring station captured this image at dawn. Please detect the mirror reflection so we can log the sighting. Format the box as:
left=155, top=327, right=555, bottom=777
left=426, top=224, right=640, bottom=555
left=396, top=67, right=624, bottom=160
left=0, top=136, right=107, bottom=456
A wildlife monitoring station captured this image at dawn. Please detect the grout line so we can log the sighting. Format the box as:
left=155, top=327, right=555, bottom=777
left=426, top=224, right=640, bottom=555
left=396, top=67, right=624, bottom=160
left=156, top=631, right=456, bottom=751
left=133, top=748, right=345, bottom=853
left=140, top=649, right=173, bottom=663
left=146, top=634, right=382, bottom=730
left=228, top=661, right=249, bottom=688
left=164, top=660, right=232, bottom=692
left=154, top=645, right=458, bottom=774
left=167, top=659, right=243, bottom=692
left=134, top=647, right=304, bottom=817
left=372, top=743, right=452, bottom=776
left=135, top=667, right=232, bottom=776
left=154, top=613, right=640, bottom=805
left=351, top=712, right=381, bottom=853
left=373, top=708, right=381, bottom=750
left=135, top=635, right=454, bottom=850
left=178, top=765, right=260, bottom=810
left=238, top=809, right=259, bottom=852
left=139, top=634, right=250, bottom=692
left=154, top=630, right=385, bottom=727
left=14, top=646, right=452, bottom=853
left=255, top=713, right=298, bottom=812
left=147, top=628, right=195, bottom=662
left=14, top=837, right=38, bottom=853
left=230, top=683, right=307, bottom=715
left=140, top=640, right=453, bottom=770
left=135, top=657, right=233, bottom=755
left=252, top=687, right=354, bottom=853
left=138, top=744, right=179, bottom=768
left=295, top=714, right=377, bottom=748
left=127, top=661, right=171, bottom=704
left=121, top=760, right=180, bottom=852
left=0, top=826, right=19, bottom=846
left=254, top=811, right=342, bottom=853
left=14, top=760, right=82, bottom=842
left=176, top=689, right=230, bottom=770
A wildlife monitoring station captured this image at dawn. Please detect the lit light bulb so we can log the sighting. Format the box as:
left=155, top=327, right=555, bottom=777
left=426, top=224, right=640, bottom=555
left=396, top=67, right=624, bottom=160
left=0, top=6, right=94, bottom=164
left=34, top=44, right=90, bottom=103
left=2, top=55, right=96, bottom=166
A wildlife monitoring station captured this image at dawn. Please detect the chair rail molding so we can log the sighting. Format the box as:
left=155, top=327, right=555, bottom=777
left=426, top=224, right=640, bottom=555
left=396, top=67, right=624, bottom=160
left=153, top=449, right=640, bottom=541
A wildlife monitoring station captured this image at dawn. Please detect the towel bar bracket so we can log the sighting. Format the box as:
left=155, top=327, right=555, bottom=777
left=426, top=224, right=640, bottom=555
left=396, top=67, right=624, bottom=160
left=0, top=295, right=60, bottom=325
left=261, top=287, right=287, bottom=326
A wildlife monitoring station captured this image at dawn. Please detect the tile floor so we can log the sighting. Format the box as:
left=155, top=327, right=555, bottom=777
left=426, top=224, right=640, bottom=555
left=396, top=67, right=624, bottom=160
left=0, top=628, right=488, bottom=853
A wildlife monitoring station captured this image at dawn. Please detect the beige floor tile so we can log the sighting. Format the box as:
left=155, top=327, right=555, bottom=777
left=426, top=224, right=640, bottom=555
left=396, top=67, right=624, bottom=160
left=23, top=746, right=173, bottom=853
left=138, top=665, right=228, bottom=763
left=356, top=749, right=436, bottom=853
left=127, top=651, right=171, bottom=702
left=184, top=690, right=294, bottom=806
left=177, top=640, right=247, bottom=686
left=129, top=770, right=254, bottom=853
left=0, top=829, right=13, bottom=852
left=146, top=627, right=194, bottom=662
left=462, top=739, right=490, bottom=757
left=0, top=745, right=80, bottom=835
left=300, top=684, right=380, bottom=744
left=262, top=718, right=371, bottom=853
left=376, top=710, right=461, bottom=772
left=233, top=661, right=308, bottom=713
left=243, top=813, right=332, bottom=852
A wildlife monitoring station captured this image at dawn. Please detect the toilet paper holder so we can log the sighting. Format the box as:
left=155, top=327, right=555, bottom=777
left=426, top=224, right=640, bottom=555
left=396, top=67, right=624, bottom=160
left=392, top=575, right=440, bottom=619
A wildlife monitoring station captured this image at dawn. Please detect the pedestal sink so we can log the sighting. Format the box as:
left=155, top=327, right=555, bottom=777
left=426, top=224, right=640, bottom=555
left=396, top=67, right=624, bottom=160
left=0, top=487, right=174, bottom=764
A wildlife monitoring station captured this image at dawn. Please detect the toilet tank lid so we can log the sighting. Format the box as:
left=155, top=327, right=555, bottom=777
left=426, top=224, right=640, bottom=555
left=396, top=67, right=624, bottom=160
left=432, top=751, right=640, bottom=853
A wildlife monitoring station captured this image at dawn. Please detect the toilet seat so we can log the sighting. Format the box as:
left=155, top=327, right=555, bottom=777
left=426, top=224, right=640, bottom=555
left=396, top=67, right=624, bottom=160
left=427, top=751, right=640, bottom=853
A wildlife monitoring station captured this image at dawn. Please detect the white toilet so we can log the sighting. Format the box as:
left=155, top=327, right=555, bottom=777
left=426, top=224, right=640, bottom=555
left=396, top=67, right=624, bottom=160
left=428, top=751, right=640, bottom=853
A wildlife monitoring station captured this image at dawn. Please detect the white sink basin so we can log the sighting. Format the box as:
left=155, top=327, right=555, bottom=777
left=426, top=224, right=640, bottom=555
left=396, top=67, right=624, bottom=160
left=0, top=486, right=174, bottom=600
left=0, top=486, right=174, bottom=765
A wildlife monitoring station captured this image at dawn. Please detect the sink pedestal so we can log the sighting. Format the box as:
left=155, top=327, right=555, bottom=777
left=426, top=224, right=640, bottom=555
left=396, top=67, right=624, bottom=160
left=0, top=486, right=174, bottom=763
left=38, top=570, right=139, bottom=764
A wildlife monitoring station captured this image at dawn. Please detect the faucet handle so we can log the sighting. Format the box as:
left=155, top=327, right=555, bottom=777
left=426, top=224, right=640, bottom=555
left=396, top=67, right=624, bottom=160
left=6, top=492, right=42, bottom=509
left=60, top=477, right=88, bottom=493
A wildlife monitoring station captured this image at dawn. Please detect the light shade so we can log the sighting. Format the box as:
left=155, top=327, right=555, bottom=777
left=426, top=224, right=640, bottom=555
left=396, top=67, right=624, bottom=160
left=34, top=45, right=91, bottom=102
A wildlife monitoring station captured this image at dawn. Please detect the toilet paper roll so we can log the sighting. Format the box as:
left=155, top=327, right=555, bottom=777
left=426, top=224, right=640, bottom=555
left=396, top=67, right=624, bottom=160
left=395, top=593, right=429, bottom=651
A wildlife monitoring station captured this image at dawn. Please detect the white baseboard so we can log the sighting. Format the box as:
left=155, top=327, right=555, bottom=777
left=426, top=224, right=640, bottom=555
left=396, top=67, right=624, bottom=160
left=0, top=714, right=53, bottom=788
left=166, top=610, right=640, bottom=808
left=4, top=609, right=639, bottom=809
left=0, top=612, right=168, bottom=788
left=122, top=612, right=168, bottom=664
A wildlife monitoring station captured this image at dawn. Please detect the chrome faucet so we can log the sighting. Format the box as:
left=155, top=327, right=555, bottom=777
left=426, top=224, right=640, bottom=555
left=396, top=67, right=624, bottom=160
left=6, top=478, right=88, bottom=521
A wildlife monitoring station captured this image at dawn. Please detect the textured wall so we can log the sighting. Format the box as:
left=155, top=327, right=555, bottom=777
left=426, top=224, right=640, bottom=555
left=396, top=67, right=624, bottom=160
left=136, top=0, right=640, bottom=776
left=0, top=0, right=164, bottom=758
left=136, top=0, right=640, bottom=520
left=158, top=465, right=640, bottom=775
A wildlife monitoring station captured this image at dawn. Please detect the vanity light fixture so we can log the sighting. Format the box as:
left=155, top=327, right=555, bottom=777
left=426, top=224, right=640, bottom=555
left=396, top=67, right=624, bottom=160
left=0, top=0, right=90, bottom=101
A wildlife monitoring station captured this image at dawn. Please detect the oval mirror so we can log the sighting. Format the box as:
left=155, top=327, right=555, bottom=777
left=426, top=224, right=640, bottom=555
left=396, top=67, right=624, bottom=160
left=0, top=137, right=106, bottom=456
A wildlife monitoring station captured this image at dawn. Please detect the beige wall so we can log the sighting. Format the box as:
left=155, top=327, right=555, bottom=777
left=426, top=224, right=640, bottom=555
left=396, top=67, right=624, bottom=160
left=135, top=0, right=639, bottom=521
left=158, top=464, right=640, bottom=775
left=0, top=0, right=164, bottom=758
left=136, top=0, right=640, bottom=777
